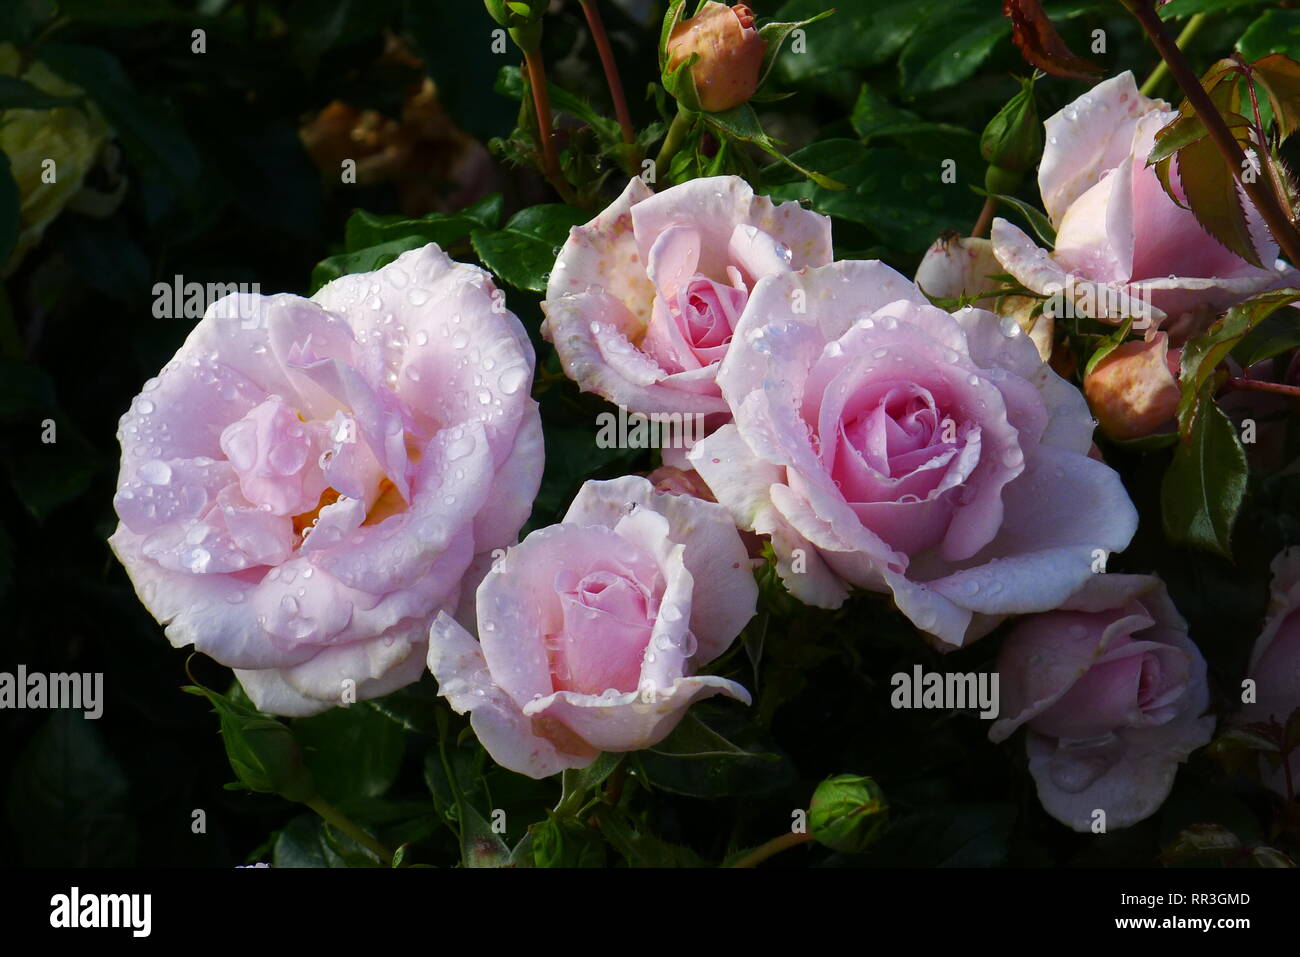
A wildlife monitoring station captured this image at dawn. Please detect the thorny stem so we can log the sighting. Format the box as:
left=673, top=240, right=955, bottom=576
left=1125, top=0, right=1300, bottom=268
left=580, top=0, right=637, bottom=157
left=1139, top=12, right=1205, bottom=98
left=306, top=797, right=395, bottom=864
left=522, top=46, right=575, bottom=205
left=730, top=830, right=814, bottom=868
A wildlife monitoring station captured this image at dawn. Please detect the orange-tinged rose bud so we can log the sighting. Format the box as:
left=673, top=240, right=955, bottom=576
left=1084, top=332, right=1181, bottom=440
left=667, top=2, right=766, bottom=113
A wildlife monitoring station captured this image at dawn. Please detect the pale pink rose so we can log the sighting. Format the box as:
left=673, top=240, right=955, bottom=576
left=992, top=71, right=1297, bottom=327
left=1237, top=547, right=1300, bottom=796
left=426, top=475, right=755, bottom=779
left=540, top=175, right=833, bottom=417
left=109, top=244, right=544, bottom=716
left=687, top=259, right=1138, bottom=648
left=990, top=575, right=1214, bottom=831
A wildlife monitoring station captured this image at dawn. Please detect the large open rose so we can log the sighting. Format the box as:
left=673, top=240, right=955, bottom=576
left=990, top=575, right=1214, bottom=832
left=541, top=175, right=832, bottom=417
left=109, top=244, right=544, bottom=715
left=427, top=475, right=755, bottom=778
left=992, top=71, right=1297, bottom=328
left=688, top=259, right=1138, bottom=648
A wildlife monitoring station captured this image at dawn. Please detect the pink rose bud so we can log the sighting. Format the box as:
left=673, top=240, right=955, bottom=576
left=1084, top=331, right=1181, bottom=440
left=666, top=2, right=766, bottom=113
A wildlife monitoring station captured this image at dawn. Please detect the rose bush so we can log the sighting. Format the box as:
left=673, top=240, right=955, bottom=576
left=689, top=259, right=1138, bottom=647
left=426, top=475, right=756, bottom=778
left=991, top=71, right=1298, bottom=329
left=541, top=174, right=833, bottom=418
left=109, top=244, right=543, bottom=715
left=989, top=574, right=1214, bottom=832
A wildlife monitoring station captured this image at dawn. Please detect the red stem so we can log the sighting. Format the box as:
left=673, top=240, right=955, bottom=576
left=1225, top=376, right=1300, bottom=399
left=580, top=0, right=636, bottom=151
left=523, top=47, right=574, bottom=204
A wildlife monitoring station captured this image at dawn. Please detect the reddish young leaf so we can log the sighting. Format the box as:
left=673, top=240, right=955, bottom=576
left=1002, top=0, right=1101, bottom=80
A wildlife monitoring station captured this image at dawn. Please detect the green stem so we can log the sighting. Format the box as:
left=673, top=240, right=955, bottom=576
left=554, top=768, right=588, bottom=819
left=1139, top=13, right=1205, bottom=98
left=730, top=830, right=814, bottom=868
left=654, top=108, right=694, bottom=182
left=306, top=797, right=395, bottom=864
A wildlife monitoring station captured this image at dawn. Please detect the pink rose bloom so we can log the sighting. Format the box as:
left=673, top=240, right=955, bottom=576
left=990, top=575, right=1214, bottom=831
left=992, top=71, right=1297, bottom=327
left=109, top=244, right=544, bottom=716
left=426, top=475, right=756, bottom=778
left=1237, top=547, right=1300, bottom=796
left=687, top=259, right=1138, bottom=648
left=540, top=175, right=833, bottom=417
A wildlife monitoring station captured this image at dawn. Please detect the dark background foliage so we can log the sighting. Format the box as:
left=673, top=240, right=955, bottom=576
left=1, top=0, right=1296, bottom=868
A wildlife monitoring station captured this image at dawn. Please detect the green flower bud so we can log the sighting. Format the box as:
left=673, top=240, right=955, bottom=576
left=186, top=684, right=316, bottom=803
left=981, top=75, right=1041, bottom=189
left=809, top=774, right=888, bottom=854
left=483, top=0, right=544, bottom=51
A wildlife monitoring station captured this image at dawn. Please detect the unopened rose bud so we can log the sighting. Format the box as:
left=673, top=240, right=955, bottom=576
left=1084, top=332, right=1181, bottom=440
left=981, top=75, right=1040, bottom=195
left=808, top=774, right=888, bottom=854
left=666, top=2, right=766, bottom=113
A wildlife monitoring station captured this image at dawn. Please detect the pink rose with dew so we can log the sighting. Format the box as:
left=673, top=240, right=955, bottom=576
left=688, top=259, right=1138, bottom=648
left=1237, top=547, right=1300, bottom=797
left=540, top=175, right=833, bottom=418
left=992, top=71, right=1298, bottom=328
left=109, top=244, right=544, bottom=716
left=990, top=574, right=1214, bottom=831
left=426, top=475, right=756, bottom=778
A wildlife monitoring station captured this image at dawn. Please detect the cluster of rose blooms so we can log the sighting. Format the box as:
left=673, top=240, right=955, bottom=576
left=109, top=74, right=1299, bottom=832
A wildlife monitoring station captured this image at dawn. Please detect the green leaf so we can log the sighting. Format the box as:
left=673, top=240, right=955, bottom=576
left=310, top=236, right=430, bottom=294
left=471, top=204, right=588, bottom=293
left=1230, top=307, right=1300, bottom=366
left=862, top=803, right=1013, bottom=867
left=635, top=707, right=797, bottom=798
left=755, top=11, right=836, bottom=91
left=898, top=6, right=1011, bottom=96
left=1083, top=317, right=1135, bottom=379
left=973, top=187, right=1057, bottom=248
left=1161, top=389, right=1247, bottom=557
left=590, top=806, right=705, bottom=867
left=1176, top=134, right=1263, bottom=269
left=1251, top=53, right=1300, bottom=140
left=1238, top=10, right=1300, bottom=62
left=702, top=103, right=843, bottom=188
left=273, top=814, right=373, bottom=868
left=766, top=141, right=983, bottom=256
left=292, top=703, right=405, bottom=805
left=1176, top=288, right=1300, bottom=437
left=850, top=84, right=974, bottom=144
left=771, top=0, right=941, bottom=80
left=494, top=66, right=622, bottom=147
left=6, top=711, right=138, bottom=866
left=343, top=207, right=483, bottom=254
